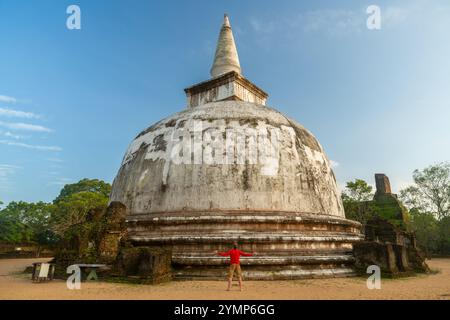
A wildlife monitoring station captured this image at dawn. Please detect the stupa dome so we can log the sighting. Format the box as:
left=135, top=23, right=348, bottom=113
left=111, top=101, right=344, bottom=216
left=110, top=15, right=362, bottom=279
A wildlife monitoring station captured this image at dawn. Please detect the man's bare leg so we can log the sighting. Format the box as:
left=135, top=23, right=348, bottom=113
left=239, top=277, right=243, bottom=291
left=227, top=278, right=232, bottom=291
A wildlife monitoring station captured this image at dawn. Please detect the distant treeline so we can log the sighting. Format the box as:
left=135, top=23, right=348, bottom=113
left=0, top=179, right=111, bottom=250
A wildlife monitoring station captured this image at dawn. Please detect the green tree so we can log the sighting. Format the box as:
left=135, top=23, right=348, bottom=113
left=400, top=162, right=450, bottom=255
left=437, top=217, right=450, bottom=255
left=54, top=178, right=111, bottom=203
left=50, top=179, right=111, bottom=261
left=0, top=179, right=112, bottom=254
left=341, top=179, right=376, bottom=225
left=51, top=179, right=111, bottom=237
left=52, top=191, right=109, bottom=235
left=400, top=162, right=450, bottom=220
left=342, top=179, right=374, bottom=202
left=0, top=212, right=25, bottom=243
left=0, top=201, right=56, bottom=246
left=408, top=209, right=439, bottom=257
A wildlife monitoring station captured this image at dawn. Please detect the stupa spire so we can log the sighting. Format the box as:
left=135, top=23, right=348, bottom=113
left=210, top=14, right=241, bottom=78
left=184, top=14, right=267, bottom=108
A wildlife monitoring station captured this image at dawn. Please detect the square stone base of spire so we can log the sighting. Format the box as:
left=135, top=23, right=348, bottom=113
left=184, top=71, right=268, bottom=108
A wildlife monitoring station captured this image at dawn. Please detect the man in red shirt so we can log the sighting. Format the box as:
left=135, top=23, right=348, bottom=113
left=216, top=242, right=255, bottom=291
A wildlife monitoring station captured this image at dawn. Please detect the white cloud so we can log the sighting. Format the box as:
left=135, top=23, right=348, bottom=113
left=0, top=164, right=21, bottom=169
left=0, top=140, right=62, bottom=151
left=0, top=165, right=21, bottom=189
left=382, top=1, right=450, bottom=31
left=3, top=131, right=25, bottom=140
left=0, top=164, right=21, bottom=176
left=299, top=9, right=364, bottom=34
left=0, top=95, right=17, bottom=103
left=250, top=9, right=364, bottom=38
left=48, top=177, right=73, bottom=186
left=391, top=178, right=414, bottom=194
left=0, top=107, right=41, bottom=119
left=250, top=2, right=450, bottom=39
left=0, top=121, right=52, bottom=133
left=383, top=6, right=411, bottom=28
left=336, top=181, right=345, bottom=194
left=250, top=17, right=275, bottom=33
left=330, top=160, right=339, bottom=168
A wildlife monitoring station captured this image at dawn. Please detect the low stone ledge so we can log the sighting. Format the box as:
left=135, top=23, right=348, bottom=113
left=126, top=211, right=362, bottom=228
left=172, top=254, right=354, bottom=266
left=173, top=267, right=356, bottom=281
left=130, top=233, right=364, bottom=244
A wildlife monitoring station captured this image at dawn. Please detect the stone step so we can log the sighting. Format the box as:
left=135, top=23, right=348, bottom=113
left=173, top=248, right=353, bottom=255
left=173, top=266, right=357, bottom=281
left=130, top=232, right=363, bottom=243
left=172, top=254, right=355, bottom=266
left=127, top=212, right=361, bottom=226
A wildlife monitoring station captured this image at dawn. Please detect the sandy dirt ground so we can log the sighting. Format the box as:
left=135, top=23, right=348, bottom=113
left=1, top=258, right=449, bottom=300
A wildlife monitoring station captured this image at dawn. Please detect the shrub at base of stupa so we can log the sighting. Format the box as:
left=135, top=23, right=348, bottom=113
left=112, top=246, right=172, bottom=284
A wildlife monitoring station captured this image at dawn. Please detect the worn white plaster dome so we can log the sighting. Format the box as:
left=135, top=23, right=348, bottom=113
left=111, top=101, right=344, bottom=218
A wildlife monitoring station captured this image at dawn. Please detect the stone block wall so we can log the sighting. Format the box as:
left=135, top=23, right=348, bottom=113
left=353, top=217, right=429, bottom=276
left=114, top=247, right=172, bottom=284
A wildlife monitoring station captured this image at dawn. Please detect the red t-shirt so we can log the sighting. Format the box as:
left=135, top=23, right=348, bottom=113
left=218, top=248, right=253, bottom=264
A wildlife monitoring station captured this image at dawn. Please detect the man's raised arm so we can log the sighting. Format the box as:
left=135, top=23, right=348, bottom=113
left=216, top=250, right=231, bottom=256
left=239, top=250, right=255, bottom=257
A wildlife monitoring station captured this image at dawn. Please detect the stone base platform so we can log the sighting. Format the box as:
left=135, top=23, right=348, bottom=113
left=172, top=255, right=357, bottom=280
left=126, top=211, right=363, bottom=280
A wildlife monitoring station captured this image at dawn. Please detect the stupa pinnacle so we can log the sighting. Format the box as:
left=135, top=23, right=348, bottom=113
left=184, top=15, right=268, bottom=108
left=210, top=14, right=241, bottom=78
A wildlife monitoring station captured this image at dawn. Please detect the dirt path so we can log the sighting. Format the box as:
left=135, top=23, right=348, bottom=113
left=1, top=258, right=449, bottom=300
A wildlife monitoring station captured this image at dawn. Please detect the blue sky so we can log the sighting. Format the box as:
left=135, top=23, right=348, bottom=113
left=1, top=0, right=450, bottom=205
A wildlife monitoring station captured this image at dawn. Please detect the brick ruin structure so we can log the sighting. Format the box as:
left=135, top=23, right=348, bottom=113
left=48, top=201, right=172, bottom=283
left=375, top=173, right=392, bottom=195
left=353, top=174, right=430, bottom=275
